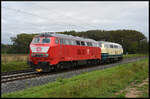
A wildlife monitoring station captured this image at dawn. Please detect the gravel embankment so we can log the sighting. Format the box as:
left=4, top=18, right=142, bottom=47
left=1, top=57, right=147, bottom=94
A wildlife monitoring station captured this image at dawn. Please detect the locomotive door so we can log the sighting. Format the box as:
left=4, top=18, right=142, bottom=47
left=64, top=39, right=69, bottom=60
left=59, top=42, right=62, bottom=59
left=59, top=38, right=64, bottom=61
left=55, top=38, right=62, bottom=61
left=61, top=38, right=67, bottom=60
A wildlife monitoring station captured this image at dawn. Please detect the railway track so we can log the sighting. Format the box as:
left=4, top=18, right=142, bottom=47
left=1, top=69, right=34, bottom=76
left=1, top=56, right=147, bottom=83
left=1, top=72, right=38, bottom=83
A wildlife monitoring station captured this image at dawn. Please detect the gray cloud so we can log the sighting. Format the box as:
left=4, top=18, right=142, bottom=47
left=2, top=1, right=149, bottom=44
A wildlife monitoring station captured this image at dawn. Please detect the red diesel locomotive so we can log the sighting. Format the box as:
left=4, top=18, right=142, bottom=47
left=28, top=32, right=101, bottom=72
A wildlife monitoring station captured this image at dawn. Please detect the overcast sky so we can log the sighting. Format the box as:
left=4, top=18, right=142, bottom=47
left=2, top=1, right=149, bottom=44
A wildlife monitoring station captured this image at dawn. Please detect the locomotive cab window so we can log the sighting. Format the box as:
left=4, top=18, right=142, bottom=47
left=32, top=37, right=40, bottom=44
left=42, top=38, right=50, bottom=43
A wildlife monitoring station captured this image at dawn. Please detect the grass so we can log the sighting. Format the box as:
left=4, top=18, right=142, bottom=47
left=1, top=54, right=31, bottom=72
left=123, top=53, right=148, bottom=58
left=2, top=58, right=149, bottom=98
left=1, top=61, right=31, bottom=72
left=116, top=91, right=127, bottom=98
left=1, top=54, right=28, bottom=62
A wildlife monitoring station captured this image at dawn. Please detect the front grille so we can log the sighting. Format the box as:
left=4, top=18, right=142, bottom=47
left=32, top=54, right=45, bottom=57
left=35, top=54, right=43, bottom=57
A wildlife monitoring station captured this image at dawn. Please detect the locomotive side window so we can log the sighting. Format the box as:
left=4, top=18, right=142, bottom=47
left=60, top=38, right=63, bottom=44
left=87, top=42, right=92, bottom=46
left=118, top=45, right=122, bottom=48
left=60, top=38, right=66, bottom=45
left=62, top=39, right=66, bottom=44
left=32, top=37, right=40, bottom=44
left=116, top=45, right=118, bottom=48
left=81, top=41, right=85, bottom=46
left=86, top=42, right=90, bottom=46
left=85, top=42, right=88, bottom=46
left=110, top=44, right=113, bottom=48
left=89, top=42, right=93, bottom=46
left=76, top=41, right=81, bottom=45
left=114, top=45, right=118, bottom=48
left=42, top=38, right=50, bottom=43
left=98, top=43, right=102, bottom=47
left=93, top=43, right=97, bottom=47
left=104, top=44, right=109, bottom=48
left=104, top=44, right=106, bottom=48
left=65, top=39, right=70, bottom=45
left=108, top=44, right=110, bottom=48
left=68, top=39, right=72, bottom=45
left=96, top=43, right=99, bottom=47
left=70, top=40, right=75, bottom=45
left=92, top=43, right=95, bottom=47
left=95, top=43, right=97, bottom=47
left=55, top=38, right=59, bottom=44
left=73, top=40, right=77, bottom=45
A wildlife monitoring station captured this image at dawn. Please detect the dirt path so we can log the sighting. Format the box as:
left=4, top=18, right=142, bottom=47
left=115, top=78, right=149, bottom=98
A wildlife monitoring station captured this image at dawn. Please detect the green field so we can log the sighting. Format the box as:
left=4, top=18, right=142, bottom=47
left=2, top=58, right=149, bottom=98
left=1, top=54, right=28, bottom=62
left=123, top=53, right=148, bottom=58
left=1, top=54, right=30, bottom=72
left=1, top=54, right=148, bottom=72
left=1, top=61, right=31, bottom=72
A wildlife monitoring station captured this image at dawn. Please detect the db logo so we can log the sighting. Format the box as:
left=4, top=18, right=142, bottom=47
left=36, top=47, right=42, bottom=51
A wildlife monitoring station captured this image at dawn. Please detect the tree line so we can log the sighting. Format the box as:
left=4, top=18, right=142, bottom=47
left=1, top=29, right=149, bottom=54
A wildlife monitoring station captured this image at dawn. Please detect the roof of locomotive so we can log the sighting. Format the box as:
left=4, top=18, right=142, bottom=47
left=35, top=32, right=98, bottom=43
left=98, top=41, right=122, bottom=46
